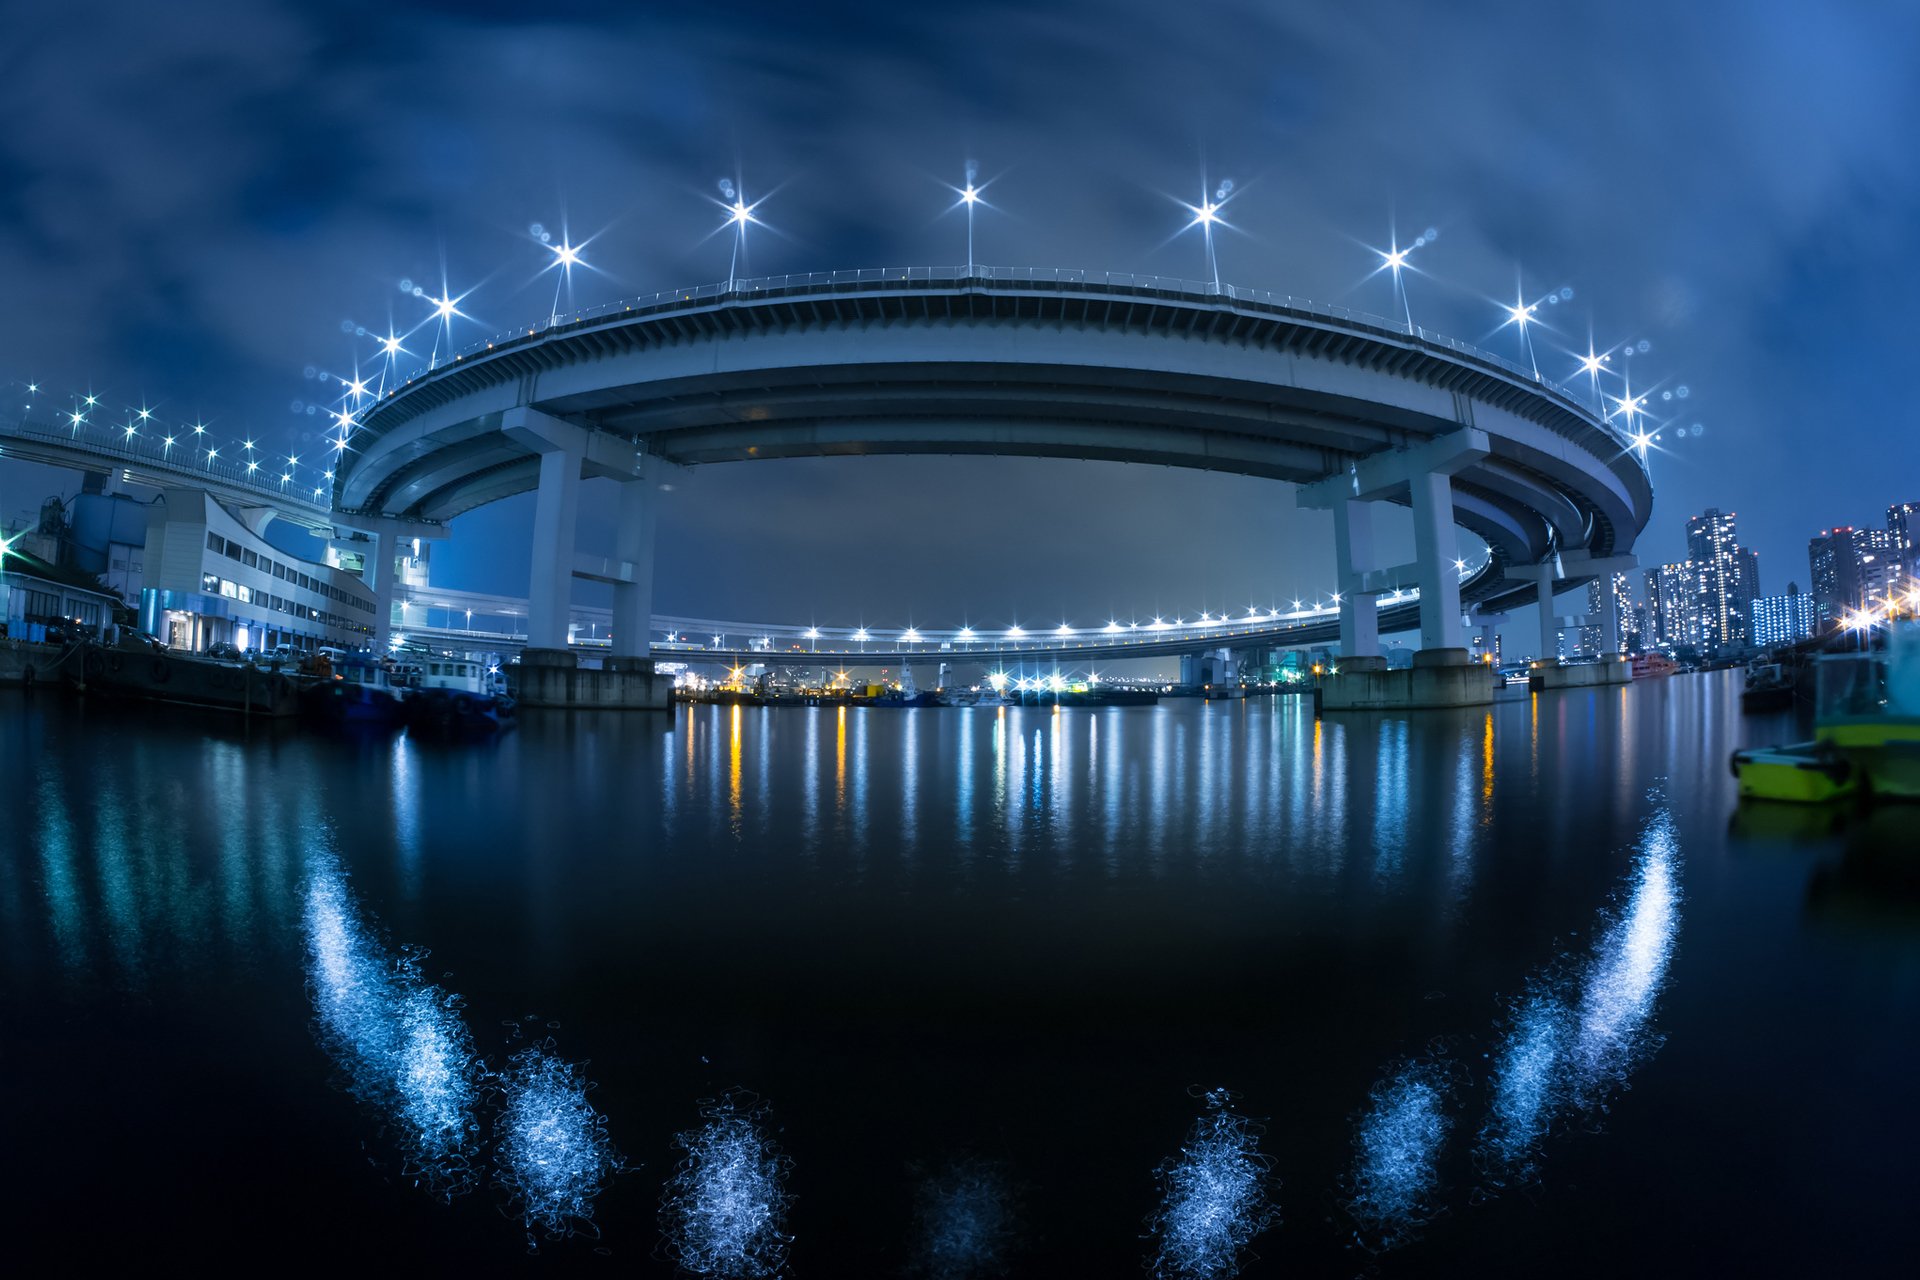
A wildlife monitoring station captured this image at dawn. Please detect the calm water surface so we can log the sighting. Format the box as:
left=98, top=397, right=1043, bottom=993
left=2, top=673, right=1914, bottom=1274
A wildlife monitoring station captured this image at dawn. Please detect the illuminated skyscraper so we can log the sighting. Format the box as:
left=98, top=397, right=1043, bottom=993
left=1685, top=508, right=1756, bottom=653
left=1890, top=501, right=1919, bottom=578
left=1751, top=582, right=1818, bottom=647
left=1809, top=525, right=1896, bottom=624
left=1581, top=572, right=1633, bottom=654
left=1648, top=561, right=1698, bottom=650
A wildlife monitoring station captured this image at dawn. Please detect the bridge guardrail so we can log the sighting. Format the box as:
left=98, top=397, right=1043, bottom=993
left=382, top=265, right=1647, bottom=472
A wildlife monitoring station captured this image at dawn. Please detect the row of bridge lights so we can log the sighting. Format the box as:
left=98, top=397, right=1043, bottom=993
left=11, top=381, right=342, bottom=500
left=329, top=166, right=1675, bottom=462
left=661, top=564, right=1477, bottom=653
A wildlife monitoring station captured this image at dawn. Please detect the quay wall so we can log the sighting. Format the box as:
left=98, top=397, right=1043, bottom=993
left=1530, top=659, right=1632, bottom=692
left=0, top=640, right=74, bottom=687
left=510, top=648, right=673, bottom=710
left=1318, top=648, right=1495, bottom=711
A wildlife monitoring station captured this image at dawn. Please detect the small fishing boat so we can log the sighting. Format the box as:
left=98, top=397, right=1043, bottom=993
left=1733, top=620, right=1920, bottom=803
left=1729, top=741, right=1855, bottom=803
left=301, top=655, right=410, bottom=729
left=404, top=656, right=516, bottom=735
left=74, top=638, right=303, bottom=717
left=1740, top=659, right=1797, bottom=713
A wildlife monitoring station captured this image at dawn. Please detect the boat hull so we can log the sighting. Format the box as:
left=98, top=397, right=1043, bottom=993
left=75, top=645, right=303, bottom=717
left=1731, top=742, right=1856, bottom=804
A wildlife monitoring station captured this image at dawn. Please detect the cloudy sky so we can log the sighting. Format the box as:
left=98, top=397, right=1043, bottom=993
left=3, top=0, right=1915, bottom=632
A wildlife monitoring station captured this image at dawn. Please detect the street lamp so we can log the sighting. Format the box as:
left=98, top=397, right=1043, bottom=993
left=1500, top=287, right=1542, bottom=379
left=1184, top=190, right=1226, bottom=291
left=1377, top=236, right=1417, bottom=330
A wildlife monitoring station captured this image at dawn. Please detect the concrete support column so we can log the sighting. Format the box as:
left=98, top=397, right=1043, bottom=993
left=1409, top=470, right=1465, bottom=650
left=611, top=477, right=657, bottom=658
left=528, top=445, right=582, bottom=650
left=1602, top=580, right=1622, bottom=655
left=1535, top=570, right=1558, bottom=661
left=370, top=538, right=398, bottom=653
left=1333, top=499, right=1379, bottom=658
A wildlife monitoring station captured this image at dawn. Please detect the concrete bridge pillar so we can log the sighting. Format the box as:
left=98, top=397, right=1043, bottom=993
left=527, top=442, right=583, bottom=651
left=1409, top=471, right=1465, bottom=651
left=610, top=477, right=656, bottom=658
left=1532, top=568, right=1559, bottom=661
left=370, top=536, right=398, bottom=652
left=1333, top=498, right=1380, bottom=659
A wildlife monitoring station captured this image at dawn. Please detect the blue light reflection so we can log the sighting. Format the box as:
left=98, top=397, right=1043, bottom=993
left=661, top=1093, right=793, bottom=1278
left=497, top=1042, right=622, bottom=1236
left=1346, top=1062, right=1451, bottom=1251
left=302, top=857, right=481, bottom=1199
left=1146, top=1089, right=1276, bottom=1279
left=1477, top=805, right=1681, bottom=1183
left=912, top=1157, right=1018, bottom=1279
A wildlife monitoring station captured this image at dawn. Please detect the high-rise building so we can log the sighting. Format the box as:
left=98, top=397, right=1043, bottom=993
left=1858, top=528, right=1899, bottom=610
left=1809, top=527, right=1860, bottom=626
left=1648, top=561, right=1698, bottom=650
left=1580, top=571, right=1633, bottom=655
left=1686, top=508, right=1755, bottom=652
left=1890, top=501, right=1919, bottom=578
left=1751, top=581, right=1818, bottom=648
left=1810, top=525, right=1898, bottom=624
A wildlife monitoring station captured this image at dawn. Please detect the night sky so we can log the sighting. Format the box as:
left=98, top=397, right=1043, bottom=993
left=4, top=1, right=1916, bottom=634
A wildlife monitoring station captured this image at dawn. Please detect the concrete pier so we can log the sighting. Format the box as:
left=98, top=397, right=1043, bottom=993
left=1529, top=657, right=1632, bottom=692
left=1318, top=647, right=1495, bottom=712
left=510, top=648, right=673, bottom=710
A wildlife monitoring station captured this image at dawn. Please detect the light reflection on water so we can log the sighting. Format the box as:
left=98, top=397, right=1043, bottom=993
left=1346, top=1060, right=1454, bottom=1252
left=303, top=854, right=482, bottom=1198
left=1345, top=803, right=1684, bottom=1250
left=1479, top=805, right=1681, bottom=1184
left=0, top=678, right=1790, bottom=1269
left=1147, top=1089, right=1277, bottom=1279
left=661, top=1093, right=793, bottom=1279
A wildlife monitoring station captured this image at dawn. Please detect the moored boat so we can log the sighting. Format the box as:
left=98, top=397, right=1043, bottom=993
left=1740, top=659, right=1797, bottom=713
left=1732, top=620, right=1920, bottom=803
left=73, top=639, right=304, bottom=717
left=1729, top=741, right=1855, bottom=803
left=301, top=655, right=410, bottom=729
left=404, top=655, right=515, bottom=735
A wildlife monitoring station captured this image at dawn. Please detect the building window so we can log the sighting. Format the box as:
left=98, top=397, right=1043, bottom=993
left=236, top=585, right=252, bottom=605
left=273, top=562, right=286, bottom=579
left=206, top=532, right=225, bottom=554
left=243, top=549, right=258, bottom=569
left=202, top=573, right=220, bottom=593
left=226, top=542, right=243, bottom=562
left=219, top=580, right=237, bottom=599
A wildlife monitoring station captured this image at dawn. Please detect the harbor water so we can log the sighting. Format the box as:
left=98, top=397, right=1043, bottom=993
left=1, top=671, right=1913, bottom=1273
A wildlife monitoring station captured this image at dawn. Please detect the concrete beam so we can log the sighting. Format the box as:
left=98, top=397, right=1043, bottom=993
left=1297, top=427, right=1490, bottom=508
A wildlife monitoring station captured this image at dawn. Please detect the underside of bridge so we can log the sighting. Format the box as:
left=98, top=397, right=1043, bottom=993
left=335, top=275, right=1652, bottom=663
